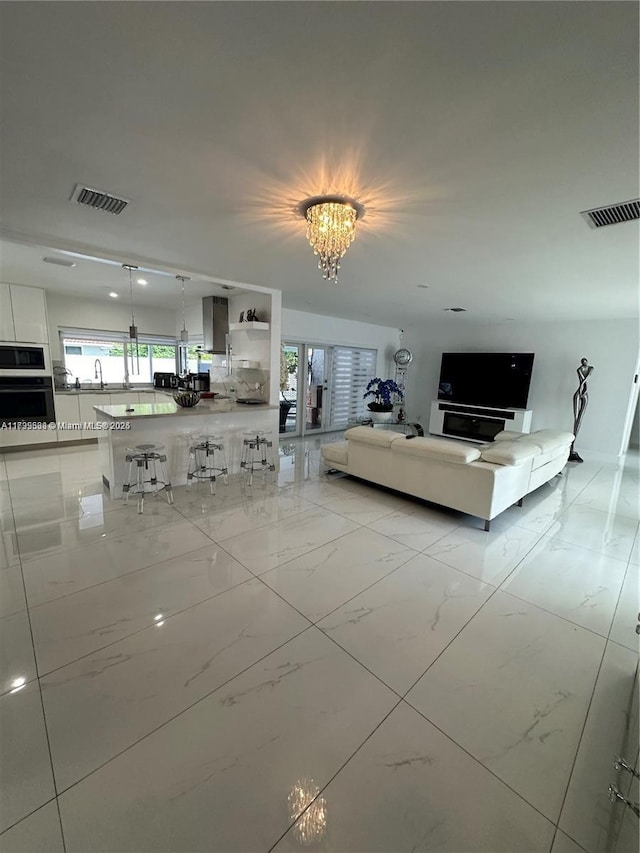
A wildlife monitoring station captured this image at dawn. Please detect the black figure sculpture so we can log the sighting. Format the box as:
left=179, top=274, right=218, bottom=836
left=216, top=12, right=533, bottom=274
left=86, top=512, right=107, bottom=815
left=568, top=357, right=594, bottom=462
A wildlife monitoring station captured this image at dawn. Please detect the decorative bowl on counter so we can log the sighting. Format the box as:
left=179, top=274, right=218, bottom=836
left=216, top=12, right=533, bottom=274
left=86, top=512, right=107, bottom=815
left=173, top=390, right=201, bottom=408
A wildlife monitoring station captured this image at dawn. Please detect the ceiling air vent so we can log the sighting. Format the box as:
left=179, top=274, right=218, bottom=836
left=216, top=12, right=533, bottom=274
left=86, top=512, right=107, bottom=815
left=444, top=307, right=467, bottom=313
left=43, top=256, right=76, bottom=268
left=580, top=198, right=639, bottom=229
left=70, top=184, right=129, bottom=215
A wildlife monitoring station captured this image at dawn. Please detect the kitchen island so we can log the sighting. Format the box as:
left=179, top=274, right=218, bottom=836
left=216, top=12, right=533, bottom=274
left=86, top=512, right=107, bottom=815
left=94, top=398, right=279, bottom=497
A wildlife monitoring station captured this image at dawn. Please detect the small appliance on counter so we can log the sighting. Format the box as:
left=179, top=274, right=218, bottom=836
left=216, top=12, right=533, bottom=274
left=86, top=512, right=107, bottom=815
left=153, top=372, right=178, bottom=389
left=191, top=372, right=210, bottom=392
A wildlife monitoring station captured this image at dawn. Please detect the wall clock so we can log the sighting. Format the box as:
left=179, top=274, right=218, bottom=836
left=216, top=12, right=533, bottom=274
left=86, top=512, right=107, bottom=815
left=394, top=348, right=413, bottom=366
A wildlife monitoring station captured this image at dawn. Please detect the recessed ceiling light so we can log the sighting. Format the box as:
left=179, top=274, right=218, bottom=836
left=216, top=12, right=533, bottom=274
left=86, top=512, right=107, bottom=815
left=108, top=292, right=118, bottom=298
left=444, top=307, right=467, bottom=313
left=137, top=278, right=148, bottom=285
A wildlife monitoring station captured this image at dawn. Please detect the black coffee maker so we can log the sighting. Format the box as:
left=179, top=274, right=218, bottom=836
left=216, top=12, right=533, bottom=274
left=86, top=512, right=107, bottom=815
left=191, top=372, right=210, bottom=392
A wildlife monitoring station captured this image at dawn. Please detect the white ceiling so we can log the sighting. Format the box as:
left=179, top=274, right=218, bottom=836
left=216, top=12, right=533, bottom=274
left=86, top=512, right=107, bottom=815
left=0, top=1, right=638, bottom=324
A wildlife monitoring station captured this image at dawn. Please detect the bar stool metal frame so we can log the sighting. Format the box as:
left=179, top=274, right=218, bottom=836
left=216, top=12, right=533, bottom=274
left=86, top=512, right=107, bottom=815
left=122, top=443, right=174, bottom=514
left=186, top=434, right=228, bottom=494
left=240, top=430, right=276, bottom=485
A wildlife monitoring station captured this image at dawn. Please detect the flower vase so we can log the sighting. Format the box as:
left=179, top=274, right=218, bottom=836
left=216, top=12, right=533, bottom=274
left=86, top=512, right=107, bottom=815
left=370, top=409, right=394, bottom=424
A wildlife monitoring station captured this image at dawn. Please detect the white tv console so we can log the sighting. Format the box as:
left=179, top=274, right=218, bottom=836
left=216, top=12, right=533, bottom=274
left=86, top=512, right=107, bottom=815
left=429, top=400, right=532, bottom=443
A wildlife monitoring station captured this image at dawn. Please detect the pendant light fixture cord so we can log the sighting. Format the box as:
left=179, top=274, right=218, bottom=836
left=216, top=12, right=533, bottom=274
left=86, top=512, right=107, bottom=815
left=123, top=264, right=140, bottom=375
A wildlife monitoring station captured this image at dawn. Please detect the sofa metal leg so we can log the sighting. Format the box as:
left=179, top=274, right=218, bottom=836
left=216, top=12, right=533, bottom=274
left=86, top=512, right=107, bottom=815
left=484, top=519, right=491, bottom=532
left=517, top=497, right=523, bottom=508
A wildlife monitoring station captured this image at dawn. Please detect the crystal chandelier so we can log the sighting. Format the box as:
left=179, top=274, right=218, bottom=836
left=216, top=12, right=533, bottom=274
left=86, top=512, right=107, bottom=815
left=299, top=195, right=364, bottom=283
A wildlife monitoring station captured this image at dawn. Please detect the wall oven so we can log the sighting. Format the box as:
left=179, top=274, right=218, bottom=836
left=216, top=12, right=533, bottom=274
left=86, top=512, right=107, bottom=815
left=0, top=377, right=55, bottom=427
left=0, top=343, right=50, bottom=376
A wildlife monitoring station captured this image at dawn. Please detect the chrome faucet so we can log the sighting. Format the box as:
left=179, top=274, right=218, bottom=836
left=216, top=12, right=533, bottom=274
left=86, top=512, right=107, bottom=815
left=94, top=359, right=105, bottom=390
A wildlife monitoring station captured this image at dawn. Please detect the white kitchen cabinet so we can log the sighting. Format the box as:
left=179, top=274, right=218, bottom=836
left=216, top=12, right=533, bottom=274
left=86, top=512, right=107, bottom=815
left=110, top=392, right=140, bottom=409
left=53, top=394, right=82, bottom=443
left=0, top=427, right=53, bottom=449
left=9, top=285, right=48, bottom=343
left=78, top=393, right=111, bottom=439
left=0, top=284, right=15, bottom=340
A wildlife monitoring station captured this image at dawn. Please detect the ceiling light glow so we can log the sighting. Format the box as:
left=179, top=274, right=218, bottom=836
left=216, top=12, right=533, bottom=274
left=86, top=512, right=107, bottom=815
left=137, top=278, right=148, bottom=285
left=109, top=292, right=118, bottom=298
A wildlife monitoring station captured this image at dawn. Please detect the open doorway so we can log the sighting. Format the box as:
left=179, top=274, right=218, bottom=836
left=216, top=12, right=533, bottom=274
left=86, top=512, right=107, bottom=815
left=280, top=341, right=376, bottom=436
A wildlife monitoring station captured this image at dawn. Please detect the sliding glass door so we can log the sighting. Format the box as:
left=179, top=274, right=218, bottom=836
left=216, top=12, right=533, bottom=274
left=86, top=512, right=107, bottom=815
left=281, top=342, right=376, bottom=436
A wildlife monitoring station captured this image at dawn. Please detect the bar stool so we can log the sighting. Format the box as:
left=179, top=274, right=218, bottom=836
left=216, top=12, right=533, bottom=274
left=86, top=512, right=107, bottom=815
left=122, top=443, right=174, bottom=513
left=186, top=434, right=228, bottom=494
left=240, top=429, right=276, bottom=485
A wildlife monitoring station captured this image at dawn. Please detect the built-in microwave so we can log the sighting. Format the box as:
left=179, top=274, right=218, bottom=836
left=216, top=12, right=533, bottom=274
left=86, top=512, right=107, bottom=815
left=0, top=343, right=50, bottom=376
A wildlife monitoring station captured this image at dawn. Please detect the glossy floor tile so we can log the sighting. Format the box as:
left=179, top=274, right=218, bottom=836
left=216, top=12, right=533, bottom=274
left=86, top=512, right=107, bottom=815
left=423, top=522, right=541, bottom=585
left=29, top=543, right=254, bottom=675
left=501, top=536, right=629, bottom=636
left=0, top=440, right=637, bottom=851
left=406, top=591, right=606, bottom=821
left=0, top=609, right=37, bottom=696
left=57, top=629, right=397, bottom=852
left=545, top=504, right=638, bottom=563
left=273, top=701, right=556, bottom=852
left=42, top=579, right=310, bottom=790
left=318, top=553, right=494, bottom=693
left=0, top=801, right=64, bottom=853
left=261, top=527, right=417, bottom=623
left=0, top=681, right=56, bottom=833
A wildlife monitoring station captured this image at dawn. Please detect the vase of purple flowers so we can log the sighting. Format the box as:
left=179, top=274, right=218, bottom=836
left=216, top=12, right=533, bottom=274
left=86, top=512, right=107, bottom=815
left=364, top=378, right=403, bottom=422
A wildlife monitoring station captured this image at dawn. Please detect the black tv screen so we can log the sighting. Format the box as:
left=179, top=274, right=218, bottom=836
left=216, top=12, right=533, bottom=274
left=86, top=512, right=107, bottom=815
left=437, top=353, right=535, bottom=409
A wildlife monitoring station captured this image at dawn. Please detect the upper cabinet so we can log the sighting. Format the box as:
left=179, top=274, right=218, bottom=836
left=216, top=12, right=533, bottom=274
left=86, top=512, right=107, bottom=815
left=0, top=284, right=48, bottom=343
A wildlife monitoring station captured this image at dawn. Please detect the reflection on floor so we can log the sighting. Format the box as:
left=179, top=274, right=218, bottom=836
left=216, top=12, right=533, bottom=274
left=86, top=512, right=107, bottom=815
left=0, top=436, right=638, bottom=852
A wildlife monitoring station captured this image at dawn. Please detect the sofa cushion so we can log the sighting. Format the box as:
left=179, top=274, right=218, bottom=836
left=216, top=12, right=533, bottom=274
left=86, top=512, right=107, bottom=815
left=392, top=436, right=481, bottom=464
left=322, top=442, right=348, bottom=466
left=493, top=430, right=527, bottom=442
left=344, top=426, right=399, bottom=448
left=525, top=430, right=574, bottom=453
left=480, top=440, right=540, bottom=466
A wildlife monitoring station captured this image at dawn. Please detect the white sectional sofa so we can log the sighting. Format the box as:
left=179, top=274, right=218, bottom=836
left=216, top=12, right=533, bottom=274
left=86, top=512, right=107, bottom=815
left=320, top=427, right=574, bottom=530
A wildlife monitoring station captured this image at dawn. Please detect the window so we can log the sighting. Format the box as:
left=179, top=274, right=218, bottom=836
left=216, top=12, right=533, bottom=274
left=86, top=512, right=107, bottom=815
left=60, top=329, right=179, bottom=386
left=329, top=346, right=377, bottom=428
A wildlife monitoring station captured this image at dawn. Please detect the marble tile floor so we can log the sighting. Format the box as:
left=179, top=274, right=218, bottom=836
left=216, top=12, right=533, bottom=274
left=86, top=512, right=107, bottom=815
left=0, top=437, right=638, bottom=852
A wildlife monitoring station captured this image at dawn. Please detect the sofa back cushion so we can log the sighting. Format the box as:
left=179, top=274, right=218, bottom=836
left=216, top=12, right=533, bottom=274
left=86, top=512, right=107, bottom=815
left=392, top=436, right=481, bottom=464
left=525, top=430, right=574, bottom=453
left=480, top=440, right=540, bottom=466
left=344, top=426, right=400, bottom=448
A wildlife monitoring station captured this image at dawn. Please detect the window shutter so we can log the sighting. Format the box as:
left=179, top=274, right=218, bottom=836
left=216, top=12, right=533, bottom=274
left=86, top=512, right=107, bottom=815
left=329, top=347, right=377, bottom=428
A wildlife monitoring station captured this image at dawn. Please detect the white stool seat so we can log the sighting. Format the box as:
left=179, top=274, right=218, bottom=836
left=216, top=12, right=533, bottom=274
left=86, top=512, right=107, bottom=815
left=123, top=443, right=173, bottom=513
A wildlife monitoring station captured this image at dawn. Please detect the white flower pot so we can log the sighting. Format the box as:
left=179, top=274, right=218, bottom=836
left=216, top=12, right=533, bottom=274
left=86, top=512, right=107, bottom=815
left=370, top=410, right=394, bottom=423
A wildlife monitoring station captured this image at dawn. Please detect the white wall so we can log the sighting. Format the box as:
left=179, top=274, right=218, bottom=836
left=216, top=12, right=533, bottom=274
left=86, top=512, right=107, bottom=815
left=46, top=292, right=177, bottom=360
left=281, top=308, right=400, bottom=379
left=629, top=397, right=640, bottom=448
left=402, top=319, right=639, bottom=457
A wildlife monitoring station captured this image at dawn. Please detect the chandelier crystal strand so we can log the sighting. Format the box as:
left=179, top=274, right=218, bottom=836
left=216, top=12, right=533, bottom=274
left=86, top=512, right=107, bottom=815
left=305, top=200, right=358, bottom=283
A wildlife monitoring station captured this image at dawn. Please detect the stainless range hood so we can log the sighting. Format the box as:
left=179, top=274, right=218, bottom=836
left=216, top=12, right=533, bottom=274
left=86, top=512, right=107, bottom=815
left=202, top=296, right=229, bottom=354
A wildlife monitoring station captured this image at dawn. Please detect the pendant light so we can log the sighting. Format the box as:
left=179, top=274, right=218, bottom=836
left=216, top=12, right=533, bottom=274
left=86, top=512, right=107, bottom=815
left=123, top=264, right=140, bottom=375
left=176, top=275, right=190, bottom=343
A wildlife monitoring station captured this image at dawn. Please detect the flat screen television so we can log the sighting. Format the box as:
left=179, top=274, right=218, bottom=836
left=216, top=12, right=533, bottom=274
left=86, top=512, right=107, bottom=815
left=437, top=353, right=535, bottom=409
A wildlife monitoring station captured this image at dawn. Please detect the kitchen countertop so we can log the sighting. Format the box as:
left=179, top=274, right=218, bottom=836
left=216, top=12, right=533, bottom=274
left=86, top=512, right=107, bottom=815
left=94, top=400, right=276, bottom=419
left=55, top=387, right=159, bottom=395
